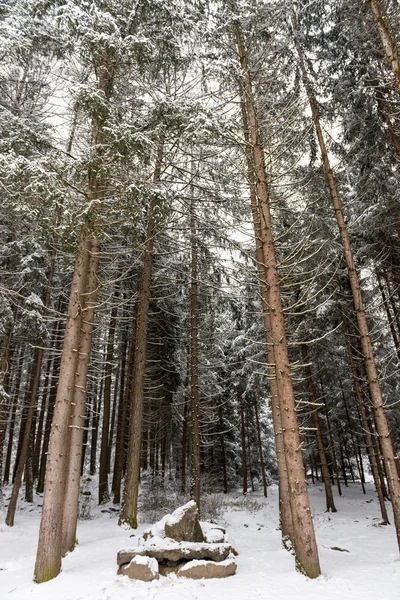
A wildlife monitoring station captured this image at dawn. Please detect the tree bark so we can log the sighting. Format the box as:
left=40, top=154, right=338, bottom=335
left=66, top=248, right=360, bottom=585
left=319, top=374, right=342, bottom=496
left=119, top=140, right=164, bottom=527
left=113, top=330, right=133, bottom=503
left=34, top=222, right=90, bottom=582
left=99, top=296, right=118, bottom=504
left=181, top=392, right=189, bottom=495
left=0, top=327, right=14, bottom=493
left=377, top=272, right=400, bottom=361
left=369, top=0, right=400, bottom=90
left=254, top=397, right=267, bottom=498
left=3, top=348, right=23, bottom=484
left=239, top=84, right=294, bottom=546
left=293, top=16, right=400, bottom=551
left=6, top=346, right=42, bottom=525
left=235, top=24, right=320, bottom=577
left=189, top=192, right=201, bottom=513
left=218, top=404, right=228, bottom=494
left=238, top=379, right=247, bottom=495
left=61, top=238, right=100, bottom=555
left=301, top=345, right=336, bottom=512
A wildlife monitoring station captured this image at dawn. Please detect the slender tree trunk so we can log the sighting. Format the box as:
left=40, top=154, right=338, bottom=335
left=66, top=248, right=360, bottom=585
left=33, top=366, right=50, bottom=482
left=293, top=17, right=400, bottom=551
left=319, top=375, right=342, bottom=496
left=0, top=328, right=14, bottom=494
left=301, top=345, right=336, bottom=512
left=189, top=193, right=201, bottom=512
left=24, top=410, right=35, bottom=503
left=119, top=140, right=164, bottom=527
left=219, top=404, right=228, bottom=494
left=342, top=318, right=389, bottom=521
left=61, top=238, right=100, bottom=555
left=6, top=346, right=42, bottom=525
left=239, top=85, right=293, bottom=546
left=33, top=222, right=91, bottom=581
left=238, top=380, right=247, bottom=495
left=36, top=351, right=60, bottom=494
left=337, top=424, right=349, bottom=487
left=113, top=331, right=133, bottom=502
left=99, top=297, right=118, bottom=504
left=375, top=85, right=400, bottom=161
left=235, top=25, right=320, bottom=577
left=254, top=397, right=267, bottom=498
left=383, top=273, right=400, bottom=336
left=107, top=359, right=120, bottom=474
left=343, top=392, right=366, bottom=494
left=181, top=393, right=189, bottom=495
left=377, top=272, right=400, bottom=361
left=90, top=375, right=102, bottom=476
left=3, top=349, right=23, bottom=484
left=369, top=0, right=400, bottom=89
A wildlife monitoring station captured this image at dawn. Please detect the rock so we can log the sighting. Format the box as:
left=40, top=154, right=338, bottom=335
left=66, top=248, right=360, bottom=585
left=117, top=542, right=238, bottom=567
left=204, top=529, right=225, bottom=543
left=177, top=557, right=237, bottom=579
left=121, top=555, right=159, bottom=581
left=164, top=500, right=204, bottom=543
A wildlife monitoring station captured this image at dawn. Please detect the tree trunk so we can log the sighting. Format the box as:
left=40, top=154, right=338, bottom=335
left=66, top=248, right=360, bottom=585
left=218, top=404, right=228, bottom=494
left=36, top=350, right=60, bottom=494
left=3, top=348, right=24, bottom=484
left=377, top=272, right=400, bottom=361
left=254, top=397, right=267, bottom=498
left=301, top=345, right=336, bottom=512
left=238, top=380, right=247, bottom=495
left=181, top=393, right=189, bottom=495
left=90, top=375, right=102, bottom=476
left=6, top=346, right=42, bottom=525
left=369, top=0, right=400, bottom=89
left=99, top=297, right=118, bottom=504
left=61, top=238, right=100, bottom=555
left=319, top=375, right=342, bottom=496
left=119, top=140, right=164, bottom=527
left=342, top=318, right=389, bottom=521
left=239, top=84, right=293, bottom=547
left=343, top=391, right=366, bottom=494
left=189, top=193, right=201, bottom=513
left=0, top=328, right=14, bottom=493
left=33, top=221, right=91, bottom=582
left=235, top=24, right=320, bottom=577
left=293, top=16, right=400, bottom=551
left=113, top=329, right=133, bottom=502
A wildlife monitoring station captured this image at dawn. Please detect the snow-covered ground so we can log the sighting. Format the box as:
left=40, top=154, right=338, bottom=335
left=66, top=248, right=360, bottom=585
left=1, top=482, right=399, bottom=600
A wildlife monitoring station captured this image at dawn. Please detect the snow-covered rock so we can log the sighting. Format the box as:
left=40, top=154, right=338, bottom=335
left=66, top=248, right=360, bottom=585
left=164, top=500, right=204, bottom=543
left=177, top=557, right=237, bottom=579
left=117, top=541, right=237, bottom=567
left=204, top=528, right=225, bottom=543
left=121, top=555, right=159, bottom=581
left=118, top=501, right=238, bottom=580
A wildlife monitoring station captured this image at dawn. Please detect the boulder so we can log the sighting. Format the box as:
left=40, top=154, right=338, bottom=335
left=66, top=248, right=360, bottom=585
left=164, top=500, right=204, bottom=543
left=121, top=555, right=159, bottom=581
left=204, top=529, right=225, bottom=543
left=117, top=542, right=238, bottom=567
left=177, top=557, right=237, bottom=579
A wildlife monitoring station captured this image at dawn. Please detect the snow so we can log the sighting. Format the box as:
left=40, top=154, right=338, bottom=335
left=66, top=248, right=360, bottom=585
left=1, top=483, right=399, bottom=600
left=141, top=514, right=169, bottom=540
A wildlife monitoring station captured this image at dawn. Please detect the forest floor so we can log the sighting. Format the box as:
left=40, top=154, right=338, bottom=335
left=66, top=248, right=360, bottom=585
left=0, top=481, right=399, bottom=600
